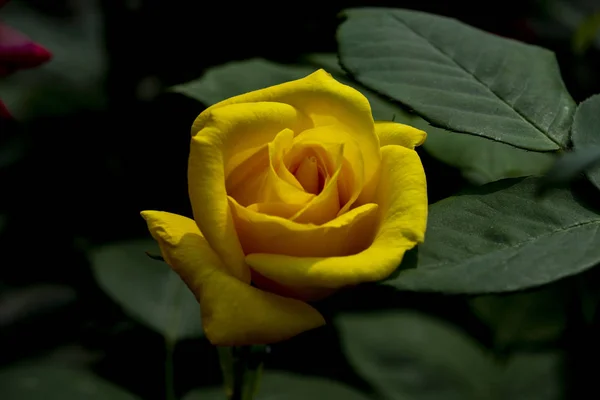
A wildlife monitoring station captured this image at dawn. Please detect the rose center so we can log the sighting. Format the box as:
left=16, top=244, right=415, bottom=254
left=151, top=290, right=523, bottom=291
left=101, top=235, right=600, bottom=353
left=292, top=156, right=324, bottom=195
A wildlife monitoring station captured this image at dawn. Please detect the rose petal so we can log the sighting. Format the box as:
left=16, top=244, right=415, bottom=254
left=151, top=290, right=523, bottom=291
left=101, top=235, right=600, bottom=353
left=189, top=102, right=309, bottom=282
left=292, top=125, right=364, bottom=215
left=192, top=69, right=381, bottom=206
left=0, top=100, right=12, bottom=120
left=287, top=141, right=343, bottom=224
left=246, top=202, right=304, bottom=219
left=226, top=128, right=314, bottom=207
left=245, top=145, right=427, bottom=288
left=141, top=211, right=325, bottom=345
left=251, top=270, right=336, bottom=302
left=0, top=23, right=51, bottom=76
left=293, top=154, right=319, bottom=194
left=229, top=196, right=379, bottom=257
left=271, top=129, right=304, bottom=190
left=375, top=121, right=427, bottom=149
left=231, top=127, right=351, bottom=224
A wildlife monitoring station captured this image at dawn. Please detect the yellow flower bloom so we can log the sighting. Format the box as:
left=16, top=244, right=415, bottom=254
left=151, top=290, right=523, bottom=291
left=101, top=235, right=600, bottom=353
left=142, top=70, right=428, bottom=345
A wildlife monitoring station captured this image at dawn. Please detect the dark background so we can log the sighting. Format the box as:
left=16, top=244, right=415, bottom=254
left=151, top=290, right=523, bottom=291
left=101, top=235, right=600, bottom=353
left=1, top=0, right=600, bottom=399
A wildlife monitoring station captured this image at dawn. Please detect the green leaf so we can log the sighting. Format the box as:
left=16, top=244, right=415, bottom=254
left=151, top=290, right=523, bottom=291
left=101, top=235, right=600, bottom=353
left=90, top=239, right=202, bottom=340
left=571, top=94, right=600, bottom=191
left=493, top=352, right=564, bottom=400
left=337, top=311, right=493, bottom=400
left=173, top=56, right=554, bottom=185
left=0, top=364, right=140, bottom=400
left=469, top=284, right=567, bottom=351
left=171, top=54, right=404, bottom=123
left=171, top=59, right=316, bottom=106
left=537, top=146, right=600, bottom=195
left=183, top=371, right=372, bottom=400
left=337, top=8, right=576, bottom=151
left=422, top=125, right=554, bottom=185
left=305, top=54, right=407, bottom=122
left=383, top=177, right=600, bottom=294
left=336, top=310, right=565, bottom=400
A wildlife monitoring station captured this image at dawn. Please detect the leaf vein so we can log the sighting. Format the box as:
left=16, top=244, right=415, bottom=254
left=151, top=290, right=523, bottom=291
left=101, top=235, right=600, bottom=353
left=387, top=12, right=561, bottom=147
left=425, top=218, right=600, bottom=270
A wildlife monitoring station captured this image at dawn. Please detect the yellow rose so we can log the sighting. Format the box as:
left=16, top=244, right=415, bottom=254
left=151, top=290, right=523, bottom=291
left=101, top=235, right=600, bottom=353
left=141, top=70, right=428, bottom=345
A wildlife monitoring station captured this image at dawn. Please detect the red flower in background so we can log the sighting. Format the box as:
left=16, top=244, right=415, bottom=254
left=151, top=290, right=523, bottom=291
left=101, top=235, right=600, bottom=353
left=0, top=0, right=52, bottom=119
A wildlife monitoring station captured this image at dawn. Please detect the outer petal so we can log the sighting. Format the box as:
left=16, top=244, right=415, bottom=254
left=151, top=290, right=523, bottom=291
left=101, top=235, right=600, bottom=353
left=375, top=121, right=427, bottom=149
left=0, top=23, right=52, bottom=76
left=189, top=102, right=308, bottom=282
left=229, top=197, right=379, bottom=258
left=192, top=69, right=381, bottom=205
left=245, top=145, right=427, bottom=288
left=251, top=270, right=337, bottom=302
left=141, top=211, right=325, bottom=345
left=0, top=100, right=11, bottom=120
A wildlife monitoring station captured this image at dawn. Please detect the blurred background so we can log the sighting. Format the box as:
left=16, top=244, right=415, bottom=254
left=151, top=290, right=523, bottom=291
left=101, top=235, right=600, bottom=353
left=1, top=0, right=600, bottom=399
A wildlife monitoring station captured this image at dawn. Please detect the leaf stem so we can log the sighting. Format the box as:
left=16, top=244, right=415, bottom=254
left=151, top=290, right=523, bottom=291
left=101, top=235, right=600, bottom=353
left=218, top=346, right=267, bottom=400
left=165, top=336, right=176, bottom=400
